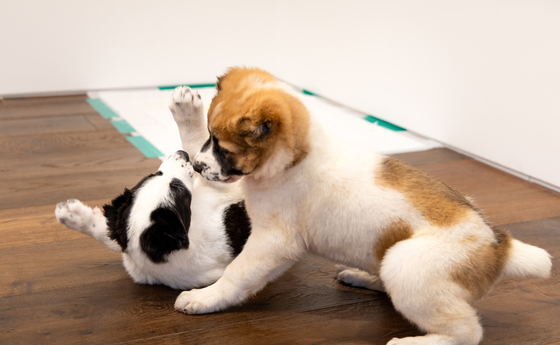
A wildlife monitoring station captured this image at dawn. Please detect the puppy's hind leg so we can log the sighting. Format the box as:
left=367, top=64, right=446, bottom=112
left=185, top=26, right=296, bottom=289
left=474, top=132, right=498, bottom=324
left=55, top=199, right=121, bottom=252
left=381, top=237, right=483, bottom=345
left=168, top=86, right=208, bottom=159
left=336, top=265, right=385, bottom=292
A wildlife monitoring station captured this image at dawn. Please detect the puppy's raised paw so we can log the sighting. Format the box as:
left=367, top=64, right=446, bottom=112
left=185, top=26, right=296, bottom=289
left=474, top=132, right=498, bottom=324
left=168, top=86, right=204, bottom=123
left=55, top=199, right=98, bottom=233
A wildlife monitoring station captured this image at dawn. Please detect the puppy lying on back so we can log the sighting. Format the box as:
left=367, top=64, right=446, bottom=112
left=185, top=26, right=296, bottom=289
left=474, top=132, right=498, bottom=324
left=55, top=87, right=252, bottom=290
left=175, top=67, right=552, bottom=345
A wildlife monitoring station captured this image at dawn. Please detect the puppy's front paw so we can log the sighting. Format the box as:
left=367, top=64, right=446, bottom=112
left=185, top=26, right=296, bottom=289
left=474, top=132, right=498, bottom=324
left=175, top=286, right=229, bottom=315
left=168, top=86, right=204, bottom=123
left=55, top=199, right=98, bottom=233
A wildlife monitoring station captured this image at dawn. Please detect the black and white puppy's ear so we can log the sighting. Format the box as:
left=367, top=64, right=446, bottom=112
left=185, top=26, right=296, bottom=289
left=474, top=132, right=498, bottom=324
left=103, top=188, right=134, bottom=252
left=103, top=173, right=158, bottom=252
left=140, top=178, right=192, bottom=264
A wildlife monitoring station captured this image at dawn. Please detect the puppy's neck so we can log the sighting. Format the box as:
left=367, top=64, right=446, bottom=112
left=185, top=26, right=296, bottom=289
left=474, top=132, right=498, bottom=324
left=250, top=147, right=295, bottom=181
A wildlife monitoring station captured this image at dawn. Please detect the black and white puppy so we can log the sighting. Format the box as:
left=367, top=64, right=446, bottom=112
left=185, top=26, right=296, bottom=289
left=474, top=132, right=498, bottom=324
left=55, top=87, right=252, bottom=290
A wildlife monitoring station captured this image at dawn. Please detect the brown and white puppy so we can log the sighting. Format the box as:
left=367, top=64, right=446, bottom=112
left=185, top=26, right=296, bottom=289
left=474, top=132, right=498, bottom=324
left=177, top=67, right=552, bottom=345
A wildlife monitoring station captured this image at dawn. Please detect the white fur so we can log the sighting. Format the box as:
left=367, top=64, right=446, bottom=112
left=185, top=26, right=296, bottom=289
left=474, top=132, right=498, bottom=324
left=336, top=265, right=385, bottom=292
left=54, top=199, right=121, bottom=252
left=56, top=87, right=245, bottom=290
left=192, top=134, right=242, bottom=183
left=168, top=86, right=208, bottom=159
left=193, top=140, right=228, bottom=182
left=502, top=239, right=552, bottom=279
left=177, top=76, right=552, bottom=345
left=251, top=148, right=294, bottom=181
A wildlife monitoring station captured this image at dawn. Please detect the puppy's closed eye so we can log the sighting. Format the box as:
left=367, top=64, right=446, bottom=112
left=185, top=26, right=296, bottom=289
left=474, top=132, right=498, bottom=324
left=252, top=121, right=271, bottom=139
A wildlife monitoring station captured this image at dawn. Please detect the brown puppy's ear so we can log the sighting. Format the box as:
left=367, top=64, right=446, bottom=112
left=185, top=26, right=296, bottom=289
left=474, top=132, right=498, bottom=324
left=252, top=120, right=271, bottom=139
left=239, top=117, right=275, bottom=143
left=216, top=74, right=225, bottom=92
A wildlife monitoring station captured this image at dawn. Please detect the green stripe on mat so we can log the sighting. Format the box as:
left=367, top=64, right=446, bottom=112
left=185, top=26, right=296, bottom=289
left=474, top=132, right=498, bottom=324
left=299, top=87, right=406, bottom=131
left=86, top=98, right=118, bottom=119
left=159, top=83, right=216, bottom=90
left=126, top=136, right=164, bottom=158
left=111, top=119, right=135, bottom=134
left=302, top=89, right=319, bottom=96
left=364, top=115, right=406, bottom=131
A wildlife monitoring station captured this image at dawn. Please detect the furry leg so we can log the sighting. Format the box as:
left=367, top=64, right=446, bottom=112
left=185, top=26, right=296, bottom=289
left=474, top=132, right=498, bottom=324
left=168, top=86, right=208, bottom=159
left=55, top=199, right=121, bottom=252
left=381, top=237, right=483, bottom=345
left=175, top=228, right=301, bottom=314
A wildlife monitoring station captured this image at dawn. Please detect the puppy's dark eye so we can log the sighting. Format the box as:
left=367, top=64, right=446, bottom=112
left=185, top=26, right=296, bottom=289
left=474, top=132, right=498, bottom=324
left=155, top=171, right=163, bottom=176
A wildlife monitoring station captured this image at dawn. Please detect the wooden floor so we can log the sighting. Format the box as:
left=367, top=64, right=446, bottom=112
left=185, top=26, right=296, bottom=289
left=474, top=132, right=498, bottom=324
left=1, top=95, right=559, bottom=345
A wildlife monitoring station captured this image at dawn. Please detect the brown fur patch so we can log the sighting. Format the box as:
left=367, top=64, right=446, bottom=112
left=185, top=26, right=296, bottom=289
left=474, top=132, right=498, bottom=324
left=207, top=67, right=310, bottom=176
left=377, top=157, right=475, bottom=227
left=375, top=219, right=413, bottom=261
left=216, top=67, right=277, bottom=93
left=450, top=227, right=512, bottom=300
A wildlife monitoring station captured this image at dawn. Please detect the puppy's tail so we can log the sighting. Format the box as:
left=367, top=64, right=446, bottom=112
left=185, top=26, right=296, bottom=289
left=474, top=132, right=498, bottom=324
left=502, top=238, right=552, bottom=279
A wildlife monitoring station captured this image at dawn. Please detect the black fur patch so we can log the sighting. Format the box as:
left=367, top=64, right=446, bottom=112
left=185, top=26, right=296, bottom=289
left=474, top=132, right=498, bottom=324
left=140, top=178, right=192, bottom=263
left=176, top=150, right=189, bottom=161
left=195, top=134, right=246, bottom=178
left=103, top=174, right=157, bottom=251
left=223, top=201, right=252, bottom=256
left=211, top=135, right=246, bottom=176
left=200, top=137, right=212, bottom=153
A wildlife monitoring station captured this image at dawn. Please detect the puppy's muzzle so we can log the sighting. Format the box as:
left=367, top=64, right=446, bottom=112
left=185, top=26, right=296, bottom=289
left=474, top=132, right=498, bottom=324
left=193, top=161, right=207, bottom=174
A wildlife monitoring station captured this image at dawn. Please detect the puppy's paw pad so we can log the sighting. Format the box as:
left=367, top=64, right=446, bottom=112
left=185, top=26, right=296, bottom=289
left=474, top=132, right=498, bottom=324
left=168, top=86, right=204, bottom=120
left=55, top=199, right=94, bottom=231
left=174, top=288, right=224, bottom=315
left=66, top=199, right=93, bottom=215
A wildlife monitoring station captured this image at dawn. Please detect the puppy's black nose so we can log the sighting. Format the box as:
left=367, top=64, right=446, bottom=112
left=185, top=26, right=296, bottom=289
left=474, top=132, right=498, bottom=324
left=193, top=161, right=206, bottom=174
left=177, top=150, right=189, bottom=161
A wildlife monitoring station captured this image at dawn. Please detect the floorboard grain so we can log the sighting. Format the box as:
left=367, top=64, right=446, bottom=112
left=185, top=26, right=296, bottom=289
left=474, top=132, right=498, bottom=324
left=392, top=147, right=469, bottom=166
left=0, top=168, right=160, bottom=210
left=0, top=94, right=97, bottom=119
left=415, top=159, right=560, bottom=225
left=0, top=115, right=96, bottom=137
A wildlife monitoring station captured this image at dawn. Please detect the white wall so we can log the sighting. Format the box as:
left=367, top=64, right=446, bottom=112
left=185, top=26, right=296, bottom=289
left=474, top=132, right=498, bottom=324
left=2, top=1, right=559, bottom=189
left=271, top=0, right=560, bottom=190
left=0, top=0, right=280, bottom=94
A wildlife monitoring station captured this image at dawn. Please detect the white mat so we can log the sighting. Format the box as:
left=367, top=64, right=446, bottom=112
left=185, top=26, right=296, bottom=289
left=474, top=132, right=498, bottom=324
left=92, top=86, right=440, bottom=158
